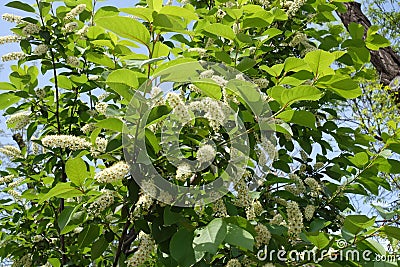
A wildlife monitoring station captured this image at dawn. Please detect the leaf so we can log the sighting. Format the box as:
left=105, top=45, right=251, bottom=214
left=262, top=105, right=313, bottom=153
left=159, top=6, right=198, bottom=21
left=203, top=23, right=236, bottom=40
left=86, top=52, right=115, bottom=68
left=95, top=16, right=150, bottom=45
left=343, top=215, right=376, bottom=235
left=305, top=232, right=330, bottom=248
left=170, top=228, right=197, bottom=267
left=382, top=226, right=400, bottom=240
left=91, top=236, right=108, bottom=260
left=0, top=82, right=16, bottom=91
left=0, top=93, right=21, bottom=109
left=366, top=34, right=391, bottom=50
left=348, top=22, right=364, bottom=40
left=269, top=85, right=323, bottom=107
left=236, top=57, right=256, bottom=72
left=5, top=1, right=35, bottom=12
left=153, top=14, right=186, bottom=32
left=304, top=50, right=335, bottom=76
left=316, top=75, right=361, bottom=99
left=348, top=152, right=369, bottom=168
left=276, top=110, right=316, bottom=129
left=193, top=218, right=227, bottom=254
left=39, top=183, right=83, bottom=204
left=120, top=7, right=154, bottom=22
left=58, top=204, right=83, bottom=234
left=78, top=224, right=100, bottom=248
left=192, top=81, right=222, bottom=100
left=284, top=57, right=310, bottom=73
left=106, top=69, right=139, bottom=101
left=224, top=223, right=254, bottom=251
left=147, top=0, right=163, bottom=11
left=65, top=157, right=88, bottom=186
left=96, top=118, right=123, bottom=132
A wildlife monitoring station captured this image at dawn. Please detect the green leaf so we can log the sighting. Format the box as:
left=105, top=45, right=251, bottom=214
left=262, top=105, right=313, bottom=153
left=120, top=7, right=154, bottom=22
left=366, top=34, right=391, bottom=50
left=382, top=226, right=400, bottom=240
left=192, top=81, right=222, bottom=100
left=348, top=22, right=364, bottom=40
left=5, top=1, right=35, bottom=12
left=305, top=232, right=330, bottom=249
left=284, top=57, right=310, bottom=73
left=170, top=228, right=197, bottom=267
left=95, top=16, right=150, bottom=45
left=193, top=218, right=227, bottom=254
left=236, top=57, right=256, bottom=72
left=203, top=23, right=236, bottom=40
left=58, top=204, right=83, bottom=234
left=39, top=183, right=83, bottom=204
left=269, top=85, right=323, bottom=107
left=65, top=157, right=88, bottom=186
left=343, top=215, right=376, bottom=235
left=0, top=82, right=16, bottom=91
left=86, top=52, right=115, bottom=68
left=47, top=258, right=61, bottom=267
left=78, top=224, right=100, bottom=248
left=153, top=14, right=186, bottom=32
left=0, top=93, right=21, bottom=109
left=159, top=6, right=198, bottom=21
left=224, top=223, right=254, bottom=251
left=106, top=69, right=139, bottom=101
left=276, top=110, right=316, bottom=129
left=304, top=50, right=335, bottom=76
left=96, top=118, right=123, bottom=132
left=91, top=236, right=108, bottom=260
left=147, top=0, right=162, bottom=11
left=348, top=152, right=369, bottom=168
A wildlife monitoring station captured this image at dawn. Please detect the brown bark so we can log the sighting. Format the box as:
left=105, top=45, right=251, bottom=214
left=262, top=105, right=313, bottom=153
left=336, top=2, right=400, bottom=86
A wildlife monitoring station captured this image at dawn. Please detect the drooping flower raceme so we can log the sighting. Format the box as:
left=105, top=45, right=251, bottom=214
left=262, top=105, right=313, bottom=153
left=304, top=205, right=316, bottom=221
left=255, top=223, right=271, bottom=247
left=6, top=112, right=30, bottom=129
left=64, top=22, right=78, bottom=32
left=0, top=146, right=21, bottom=158
left=64, top=4, right=86, bottom=21
left=226, top=259, right=242, bottom=267
left=175, top=163, right=193, bottom=182
left=66, top=56, right=80, bottom=67
left=2, top=13, right=22, bottom=24
left=95, top=102, right=108, bottom=114
left=196, top=144, right=216, bottom=163
left=94, top=161, right=130, bottom=183
left=88, top=190, right=115, bottom=216
left=22, top=23, right=40, bottom=36
left=33, top=44, right=48, bottom=56
left=287, top=201, right=304, bottom=241
left=41, top=135, right=91, bottom=151
left=1, top=52, right=25, bottom=62
left=0, top=35, right=20, bottom=45
left=126, top=232, right=156, bottom=267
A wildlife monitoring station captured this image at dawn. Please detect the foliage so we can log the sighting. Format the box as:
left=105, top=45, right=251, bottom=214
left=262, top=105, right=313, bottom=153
left=0, top=0, right=399, bottom=266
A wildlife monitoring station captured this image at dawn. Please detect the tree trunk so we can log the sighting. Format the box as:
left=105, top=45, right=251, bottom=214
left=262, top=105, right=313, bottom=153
left=336, top=2, right=400, bottom=86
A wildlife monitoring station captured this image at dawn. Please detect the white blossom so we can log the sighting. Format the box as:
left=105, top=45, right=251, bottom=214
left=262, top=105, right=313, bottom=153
left=77, top=25, right=89, bottom=37
left=8, top=177, right=24, bottom=188
left=64, top=4, right=86, bottom=21
left=213, top=198, right=228, bottom=217
left=175, top=163, right=192, bottom=182
left=132, top=192, right=154, bottom=218
left=35, top=88, right=46, bottom=99
left=33, top=44, right=48, bottom=56
left=199, top=69, right=214, bottom=79
left=64, top=22, right=79, bottom=33
left=42, top=135, right=91, bottom=151
left=1, top=51, right=25, bottom=62
left=22, top=23, right=40, bottom=36
left=287, top=201, right=303, bottom=241
left=0, top=35, right=20, bottom=45
left=95, top=102, right=108, bottom=114
left=270, top=213, right=283, bottom=225
left=304, top=205, right=315, bottom=221
left=196, top=144, right=216, bottom=163
left=216, top=9, right=226, bottom=19
left=94, top=161, right=130, bottom=183
left=82, top=123, right=97, bottom=134
left=126, top=232, right=155, bottom=267
left=66, top=56, right=80, bottom=67
left=0, top=146, right=21, bottom=158
left=255, top=223, right=271, bottom=247
left=0, top=175, right=14, bottom=184
left=188, top=47, right=207, bottom=57
left=6, top=112, right=30, bottom=129
left=32, top=235, right=44, bottom=243
left=2, top=13, right=22, bottom=24
left=226, top=259, right=241, bottom=267
left=89, top=190, right=115, bottom=216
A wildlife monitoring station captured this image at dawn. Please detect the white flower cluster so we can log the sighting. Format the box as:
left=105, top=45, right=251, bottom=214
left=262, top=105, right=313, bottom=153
left=0, top=35, right=20, bottom=45
left=64, top=22, right=78, bottom=32
left=94, top=161, right=130, bottom=183
left=64, top=4, right=86, bottom=21
left=213, top=198, right=228, bottom=217
left=253, top=78, right=269, bottom=89
left=226, top=259, right=241, bottom=267
left=95, top=102, right=108, bottom=114
left=22, top=23, right=40, bottom=36
left=1, top=51, right=25, bottom=62
left=88, top=75, right=100, bottom=81
left=91, top=137, right=108, bottom=157
left=166, top=92, right=191, bottom=122
left=258, top=0, right=270, bottom=5
left=257, top=138, right=278, bottom=166
left=233, top=176, right=251, bottom=207
left=33, top=44, right=48, bottom=56
left=158, top=190, right=174, bottom=207
left=32, top=235, right=44, bottom=243
left=189, top=97, right=229, bottom=131
left=255, top=223, right=271, bottom=248
left=175, top=163, right=192, bottom=182
left=11, top=254, right=32, bottom=267
left=304, top=205, right=315, bottom=221
left=42, top=135, right=91, bottom=151
left=287, top=201, right=303, bottom=241
left=242, top=256, right=256, bottom=267
left=196, top=144, right=216, bottom=163
left=66, top=56, right=80, bottom=67
left=188, top=47, right=207, bottom=57
left=77, top=25, right=89, bottom=38
left=246, top=200, right=263, bottom=220
left=0, top=146, right=21, bottom=158
left=287, top=0, right=307, bottom=17
left=132, top=192, right=153, bottom=218
left=73, top=226, right=83, bottom=234
left=89, top=190, right=115, bottom=216
left=6, top=112, right=30, bottom=129
left=313, top=161, right=324, bottom=170
left=82, top=123, right=97, bottom=134
left=8, top=189, right=21, bottom=199
left=35, top=88, right=46, bottom=99
left=126, top=232, right=155, bottom=267
left=270, top=213, right=284, bottom=225
left=2, top=13, right=22, bottom=24
left=0, top=174, right=14, bottom=184
left=216, top=9, right=226, bottom=19
left=300, top=150, right=308, bottom=161
left=289, top=32, right=307, bottom=47
left=285, top=173, right=305, bottom=195
left=150, top=86, right=165, bottom=106
left=211, top=75, right=228, bottom=87
left=9, top=177, right=24, bottom=188
left=275, top=197, right=287, bottom=206
left=304, top=177, right=321, bottom=196
left=262, top=264, right=275, bottom=267
left=199, top=69, right=214, bottom=79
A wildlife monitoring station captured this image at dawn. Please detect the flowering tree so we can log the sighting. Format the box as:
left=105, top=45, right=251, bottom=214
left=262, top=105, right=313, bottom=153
left=0, top=0, right=400, bottom=266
